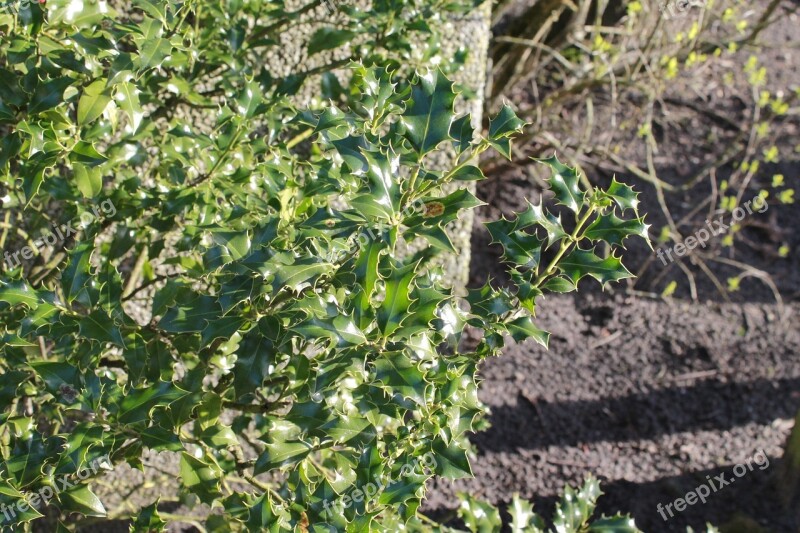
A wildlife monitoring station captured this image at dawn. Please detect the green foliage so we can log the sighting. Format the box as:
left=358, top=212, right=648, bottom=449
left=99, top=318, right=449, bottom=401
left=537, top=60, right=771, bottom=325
left=456, top=476, right=641, bottom=533
left=0, top=1, right=648, bottom=531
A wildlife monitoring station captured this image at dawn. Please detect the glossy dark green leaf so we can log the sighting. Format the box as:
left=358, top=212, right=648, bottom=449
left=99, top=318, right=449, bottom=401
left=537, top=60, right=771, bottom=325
left=584, top=212, right=650, bottom=248
left=605, top=178, right=641, bottom=213
left=506, top=316, right=550, bottom=347
left=270, top=258, right=333, bottom=293
left=539, top=155, right=584, bottom=213
left=28, top=77, right=74, bottom=115
left=488, top=104, right=525, bottom=140
left=541, top=276, right=576, bottom=293
left=485, top=218, right=544, bottom=268
left=553, top=476, right=602, bottom=532
left=351, top=148, right=401, bottom=220
left=29, top=361, right=81, bottom=397
left=78, top=310, right=126, bottom=347
left=254, top=441, right=312, bottom=474
left=245, top=493, right=284, bottom=532
left=558, top=248, right=633, bottom=286
left=70, top=141, right=108, bottom=167
left=0, top=480, right=44, bottom=525
left=377, top=262, right=416, bottom=337
left=514, top=200, right=569, bottom=247
left=450, top=164, right=485, bottom=181
left=130, top=501, right=168, bottom=532
left=373, top=352, right=426, bottom=405
left=401, top=70, right=457, bottom=155
left=431, top=440, right=472, bottom=479
left=450, top=114, right=474, bottom=153
left=457, top=493, right=502, bottom=533
left=0, top=280, right=42, bottom=308
left=179, top=453, right=222, bottom=505
left=62, top=243, right=93, bottom=304
left=404, top=188, right=484, bottom=230
left=115, top=81, right=143, bottom=133
left=292, top=315, right=367, bottom=348
left=116, top=382, right=188, bottom=425
left=159, top=294, right=222, bottom=333
left=77, top=80, right=112, bottom=126
left=73, top=163, right=103, bottom=198
left=59, top=485, right=106, bottom=517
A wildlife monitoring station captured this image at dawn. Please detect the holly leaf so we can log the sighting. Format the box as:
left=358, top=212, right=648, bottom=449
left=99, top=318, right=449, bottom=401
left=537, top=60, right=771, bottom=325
left=179, top=453, right=222, bottom=505
left=377, top=262, right=416, bottom=338
left=270, top=258, right=333, bottom=293
left=59, top=485, right=107, bottom=517
left=450, top=164, right=485, bottom=181
left=115, top=81, right=143, bottom=134
left=254, top=441, right=313, bottom=473
left=130, top=501, right=168, bottom=532
left=78, top=310, right=126, bottom=347
left=292, top=315, right=367, bottom=348
left=605, top=178, right=641, bottom=213
left=77, top=79, right=112, bottom=126
left=354, top=240, right=384, bottom=310
left=558, top=248, right=633, bottom=287
left=401, top=70, right=457, bottom=155
left=116, top=381, right=188, bottom=425
left=0, top=280, right=42, bottom=308
left=539, top=155, right=584, bottom=213
left=489, top=104, right=525, bottom=140
left=509, top=494, right=546, bottom=533
left=159, top=294, right=222, bottom=333
left=514, top=200, right=569, bottom=248
left=485, top=218, right=544, bottom=269
left=404, top=188, right=484, bottom=231
left=431, top=440, right=472, bottom=479
left=505, top=316, right=550, bottom=347
left=450, top=114, right=474, bottom=154
left=541, top=276, right=576, bottom=293
left=373, top=352, right=427, bottom=405
left=29, top=77, right=75, bottom=115
left=0, top=480, right=43, bottom=525
left=457, top=493, right=502, bottom=533
left=553, top=476, right=602, bottom=532
left=351, top=148, right=401, bottom=220
left=73, top=163, right=103, bottom=198
left=584, top=212, right=651, bottom=248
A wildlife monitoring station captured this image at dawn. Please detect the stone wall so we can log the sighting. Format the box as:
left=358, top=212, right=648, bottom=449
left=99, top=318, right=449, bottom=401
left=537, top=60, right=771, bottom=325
left=89, top=2, right=491, bottom=527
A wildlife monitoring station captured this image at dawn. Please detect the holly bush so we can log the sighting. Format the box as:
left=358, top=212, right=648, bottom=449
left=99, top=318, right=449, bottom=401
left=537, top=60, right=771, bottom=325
left=458, top=476, right=641, bottom=533
left=0, top=1, right=648, bottom=531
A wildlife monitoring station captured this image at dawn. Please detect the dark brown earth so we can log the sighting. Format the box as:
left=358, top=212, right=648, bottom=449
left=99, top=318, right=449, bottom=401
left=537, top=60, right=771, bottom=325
left=423, top=291, right=799, bottom=531
left=422, top=2, right=800, bottom=531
